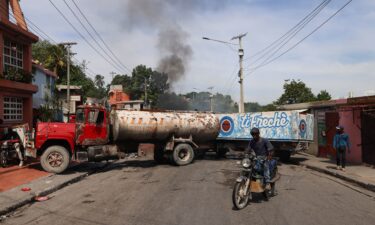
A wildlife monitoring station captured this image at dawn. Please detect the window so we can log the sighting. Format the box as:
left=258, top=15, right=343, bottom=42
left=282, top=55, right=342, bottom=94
left=3, top=39, right=23, bottom=71
left=3, top=97, right=23, bottom=122
left=76, top=109, right=85, bottom=123
left=88, top=110, right=98, bottom=124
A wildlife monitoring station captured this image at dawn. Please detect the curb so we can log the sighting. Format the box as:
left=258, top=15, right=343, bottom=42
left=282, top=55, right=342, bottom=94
left=300, top=163, right=375, bottom=192
left=0, top=162, right=109, bottom=217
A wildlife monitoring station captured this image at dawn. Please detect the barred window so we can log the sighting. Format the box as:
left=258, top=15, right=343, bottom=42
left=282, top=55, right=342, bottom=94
left=3, top=39, right=23, bottom=71
left=3, top=97, right=23, bottom=122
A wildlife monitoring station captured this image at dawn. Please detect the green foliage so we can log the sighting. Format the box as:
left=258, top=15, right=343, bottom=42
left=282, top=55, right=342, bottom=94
left=316, top=90, right=332, bottom=101
left=110, top=65, right=169, bottom=106
left=244, top=102, right=262, bottom=112
left=32, top=40, right=106, bottom=100
left=276, top=79, right=316, bottom=105
left=1, top=67, right=33, bottom=83
left=38, top=94, right=63, bottom=122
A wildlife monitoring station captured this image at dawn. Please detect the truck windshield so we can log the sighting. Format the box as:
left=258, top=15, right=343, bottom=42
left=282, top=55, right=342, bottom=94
left=76, top=109, right=85, bottom=123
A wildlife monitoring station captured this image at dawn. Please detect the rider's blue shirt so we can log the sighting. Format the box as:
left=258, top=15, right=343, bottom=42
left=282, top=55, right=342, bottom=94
left=249, top=138, right=274, bottom=156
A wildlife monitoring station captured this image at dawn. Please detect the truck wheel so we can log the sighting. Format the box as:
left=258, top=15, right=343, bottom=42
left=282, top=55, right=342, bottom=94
left=41, top=146, right=70, bottom=174
left=172, top=144, right=194, bottom=166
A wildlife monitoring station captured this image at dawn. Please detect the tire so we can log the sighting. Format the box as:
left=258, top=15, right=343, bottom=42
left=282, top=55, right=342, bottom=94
left=172, top=143, right=194, bottom=166
left=232, top=180, right=250, bottom=210
left=0, top=151, right=7, bottom=168
left=40, top=146, right=70, bottom=174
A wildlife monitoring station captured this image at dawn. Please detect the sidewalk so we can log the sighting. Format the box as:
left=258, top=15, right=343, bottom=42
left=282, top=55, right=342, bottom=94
left=295, top=152, right=375, bottom=192
left=0, top=162, right=49, bottom=192
left=0, top=161, right=109, bottom=216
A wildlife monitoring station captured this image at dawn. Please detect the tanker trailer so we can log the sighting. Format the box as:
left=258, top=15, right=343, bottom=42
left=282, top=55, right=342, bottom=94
left=112, top=110, right=220, bottom=165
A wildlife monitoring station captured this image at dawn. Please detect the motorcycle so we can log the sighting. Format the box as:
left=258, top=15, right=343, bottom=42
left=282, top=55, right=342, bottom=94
left=232, top=152, right=280, bottom=210
left=0, top=134, right=23, bottom=168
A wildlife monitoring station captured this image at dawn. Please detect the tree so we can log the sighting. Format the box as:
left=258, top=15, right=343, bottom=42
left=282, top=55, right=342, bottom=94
left=94, top=74, right=106, bottom=99
left=316, top=90, right=332, bottom=101
left=276, top=79, right=316, bottom=105
left=32, top=40, right=103, bottom=100
left=244, top=102, right=262, bottom=112
left=111, top=65, right=169, bottom=107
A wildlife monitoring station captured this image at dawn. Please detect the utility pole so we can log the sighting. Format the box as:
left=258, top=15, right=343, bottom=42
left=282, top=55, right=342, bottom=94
left=60, top=42, right=77, bottom=117
left=203, top=33, right=247, bottom=113
left=208, top=86, right=214, bottom=112
left=231, top=33, right=247, bottom=113
left=110, top=71, right=116, bottom=80
left=144, top=77, right=149, bottom=106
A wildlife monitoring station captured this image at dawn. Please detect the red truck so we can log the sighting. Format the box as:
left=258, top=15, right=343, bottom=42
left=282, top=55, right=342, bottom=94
left=17, top=104, right=220, bottom=173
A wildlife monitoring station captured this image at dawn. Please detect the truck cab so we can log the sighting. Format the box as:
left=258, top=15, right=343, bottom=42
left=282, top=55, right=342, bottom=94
left=24, top=105, right=117, bottom=173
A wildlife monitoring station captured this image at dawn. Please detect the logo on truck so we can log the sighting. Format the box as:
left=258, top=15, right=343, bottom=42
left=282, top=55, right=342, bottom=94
left=220, top=116, right=234, bottom=136
left=239, top=112, right=290, bottom=129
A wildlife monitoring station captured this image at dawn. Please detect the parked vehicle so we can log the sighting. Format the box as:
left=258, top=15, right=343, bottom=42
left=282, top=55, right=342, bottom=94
left=18, top=105, right=220, bottom=173
left=232, top=152, right=280, bottom=210
left=0, top=130, right=23, bottom=167
left=217, top=111, right=314, bottom=161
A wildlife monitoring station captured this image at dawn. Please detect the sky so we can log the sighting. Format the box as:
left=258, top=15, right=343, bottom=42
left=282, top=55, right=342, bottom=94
left=21, top=0, right=375, bottom=104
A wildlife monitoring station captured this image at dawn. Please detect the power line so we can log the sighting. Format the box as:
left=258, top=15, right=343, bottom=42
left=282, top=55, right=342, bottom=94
left=245, top=0, right=331, bottom=70
left=244, top=0, right=330, bottom=62
left=62, top=0, right=130, bottom=74
left=3, top=3, right=98, bottom=79
left=245, top=0, right=353, bottom=77
left=48, top=0, right=127, bottom=74
left=70, top=0, right=131, bottom=73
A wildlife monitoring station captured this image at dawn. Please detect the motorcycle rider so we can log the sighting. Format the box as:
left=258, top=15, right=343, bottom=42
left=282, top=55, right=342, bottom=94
left=247, top=127, right=274, bottom=190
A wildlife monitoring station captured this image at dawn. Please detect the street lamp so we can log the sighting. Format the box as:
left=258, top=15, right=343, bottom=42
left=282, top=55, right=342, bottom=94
left=203, top=33, right=247, bottom=113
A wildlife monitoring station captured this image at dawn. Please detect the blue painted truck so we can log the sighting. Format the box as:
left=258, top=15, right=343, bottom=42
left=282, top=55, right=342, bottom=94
left=216, top=111, right=314, bottom=160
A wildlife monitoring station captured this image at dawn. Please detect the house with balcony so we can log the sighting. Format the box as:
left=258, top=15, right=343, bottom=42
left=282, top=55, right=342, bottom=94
left=0, top=0, right=38, bottom=129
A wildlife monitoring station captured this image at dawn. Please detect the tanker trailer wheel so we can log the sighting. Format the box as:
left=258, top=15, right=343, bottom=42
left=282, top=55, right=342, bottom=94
left=41, top=146, right=70, bottom=174
left=172, top=143, right=195, bottom=166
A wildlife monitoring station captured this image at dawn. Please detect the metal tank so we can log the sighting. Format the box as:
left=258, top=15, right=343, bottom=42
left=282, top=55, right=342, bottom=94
left=113, top=110, right=220, bottom=143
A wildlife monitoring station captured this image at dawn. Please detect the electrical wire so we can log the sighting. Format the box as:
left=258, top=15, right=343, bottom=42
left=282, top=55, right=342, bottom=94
left=48, top=0, right=126, bottom=74
left=243, top=0, right=330, bottom=62
left=4, top=4, right=98, bottom=79
left=245, top=0, right=353, bottom=78
left=62, top=0, right=130, bottom=74
left=70, top=0, right=131, bottom=73
left=245, top=0, right=331, bottom=70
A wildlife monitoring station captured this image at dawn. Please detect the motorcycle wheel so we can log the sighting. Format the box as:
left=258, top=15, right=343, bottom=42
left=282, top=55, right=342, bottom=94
left=0, top=151, right=7, bottom=168
left=232, top=180, right=250, bottom=210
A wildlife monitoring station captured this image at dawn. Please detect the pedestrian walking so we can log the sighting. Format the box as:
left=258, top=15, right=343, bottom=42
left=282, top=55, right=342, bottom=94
left=333, top=126, right=350, bottom=171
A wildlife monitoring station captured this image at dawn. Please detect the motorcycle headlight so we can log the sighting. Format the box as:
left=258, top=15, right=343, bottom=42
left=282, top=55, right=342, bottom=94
left=241, top=158, right=251, bottom=168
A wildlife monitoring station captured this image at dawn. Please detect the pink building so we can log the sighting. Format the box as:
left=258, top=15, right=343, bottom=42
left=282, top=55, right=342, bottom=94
left=280, top=96, right=375, bottom=165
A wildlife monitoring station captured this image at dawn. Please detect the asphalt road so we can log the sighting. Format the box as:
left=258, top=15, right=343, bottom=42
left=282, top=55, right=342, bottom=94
left=1, top=154, right=375, bottom=225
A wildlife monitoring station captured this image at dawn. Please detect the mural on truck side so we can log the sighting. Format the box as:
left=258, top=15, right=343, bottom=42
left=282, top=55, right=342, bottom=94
left=217, top=111, right=314, bottom=141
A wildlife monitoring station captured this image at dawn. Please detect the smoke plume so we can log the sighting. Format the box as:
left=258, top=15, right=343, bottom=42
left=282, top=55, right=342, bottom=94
left=125, top=0, right=194, bottom=83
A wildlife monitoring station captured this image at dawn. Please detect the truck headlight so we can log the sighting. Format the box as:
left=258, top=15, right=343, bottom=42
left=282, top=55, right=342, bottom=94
left=241, top=158, right=251, bottom=168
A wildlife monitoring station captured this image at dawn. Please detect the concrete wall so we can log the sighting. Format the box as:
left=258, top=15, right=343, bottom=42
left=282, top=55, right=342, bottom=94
left=338, top=109, right=362, bottom=164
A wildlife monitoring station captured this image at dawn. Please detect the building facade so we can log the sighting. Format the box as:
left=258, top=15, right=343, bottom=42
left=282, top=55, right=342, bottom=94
left=32, top=62, right=58, bottom=109
left=0, top=0, right=38, bottom=129
left=279, top=96, right=375, bottom=165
